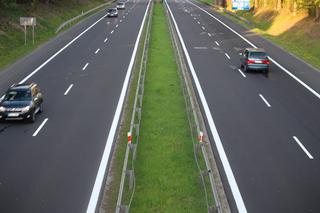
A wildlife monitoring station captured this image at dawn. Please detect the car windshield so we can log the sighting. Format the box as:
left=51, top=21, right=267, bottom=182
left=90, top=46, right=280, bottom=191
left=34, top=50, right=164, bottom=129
left=250, top=52, right=267, bottom=59
left=118, top=3, right=124, bottom=5
left=108, top=9, right=116, bottom=12
left=3, top=89, right=31, bottom=101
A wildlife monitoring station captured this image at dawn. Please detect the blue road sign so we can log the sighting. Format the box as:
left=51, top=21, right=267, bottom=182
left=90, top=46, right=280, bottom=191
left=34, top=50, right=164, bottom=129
left=232, top=0, right=250, bottom=10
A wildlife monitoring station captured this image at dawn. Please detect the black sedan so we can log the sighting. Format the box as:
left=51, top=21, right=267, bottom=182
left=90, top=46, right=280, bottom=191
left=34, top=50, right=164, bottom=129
left=0, top=83, right=43, bottom=122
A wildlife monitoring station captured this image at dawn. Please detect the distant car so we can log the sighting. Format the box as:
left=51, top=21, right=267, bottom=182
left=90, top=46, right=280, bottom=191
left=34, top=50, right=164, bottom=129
left=106, top=8, right=118, bottom=17
left=240, top=48, right=270, bottom=74
left=116, top=2, right=125, bottom=9
left=0, top=83, right=43, bottom=122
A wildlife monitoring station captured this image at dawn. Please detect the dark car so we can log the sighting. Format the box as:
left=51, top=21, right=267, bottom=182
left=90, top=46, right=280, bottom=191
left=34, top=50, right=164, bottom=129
left=106, top=8, right=118, bottom=17
left=240, top=48, right=270, bottom=74
left=0, top=83, right=43, bottom=122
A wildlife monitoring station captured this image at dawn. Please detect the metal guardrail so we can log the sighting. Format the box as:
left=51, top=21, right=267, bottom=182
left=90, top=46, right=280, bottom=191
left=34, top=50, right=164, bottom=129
left=55, top=1, right=114, bottom=33
left=115, top=2, right=153, bottom=212
left=164, top=2, right=231, bottom=213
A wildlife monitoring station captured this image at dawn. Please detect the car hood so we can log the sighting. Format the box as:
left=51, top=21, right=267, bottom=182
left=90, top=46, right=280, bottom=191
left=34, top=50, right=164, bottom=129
left=1, top=101, right=31, bottom=108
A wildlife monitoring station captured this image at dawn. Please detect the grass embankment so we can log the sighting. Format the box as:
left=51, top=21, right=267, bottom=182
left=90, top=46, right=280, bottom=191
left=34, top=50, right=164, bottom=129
left=220, top=4, right=320, bottom=69
left=0, top=0, right=108, bottom=70
left=131, top=3, right=206, bottom=212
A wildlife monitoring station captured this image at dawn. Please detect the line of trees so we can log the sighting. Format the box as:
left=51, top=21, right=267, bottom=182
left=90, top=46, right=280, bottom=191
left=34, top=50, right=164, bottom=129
left=0, top=0, right=83, bottom=8
left=216, top=0, right=320, bottom=20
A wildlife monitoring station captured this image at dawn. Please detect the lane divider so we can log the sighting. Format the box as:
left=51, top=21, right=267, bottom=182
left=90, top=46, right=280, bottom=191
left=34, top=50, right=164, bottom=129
left=259, top=94, right=271, bottom=108
left=165, top=1, right=247, bottom=212
left=215, top=41, right=220, bottom=46
left=32, top=118, right=49, bottom=137
left=237, top=68, right=246, bottom=78
left=293, top=136, right=314, bottom=159
left=95, top=48, right=100, bottom=54
left=64, top=84, right=74, bottom=96
left=104, top=37, right=108, bottom=43
left=82, top=62, right=89, bottom=71
left=225, top=53, right=230, bottom=60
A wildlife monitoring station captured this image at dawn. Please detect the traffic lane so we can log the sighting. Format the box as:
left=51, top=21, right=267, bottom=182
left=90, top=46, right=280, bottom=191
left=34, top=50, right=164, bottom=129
left=188, top=0, right=320, bottom=97
left=0, top=1, right=122, bottom=92
left=167, top=1, right=320, bottom=212
left=179, top=1, right=320, bottom=154
left=0, top=2, right=148, bottom=213
left=0, top=0, right=146, bottom=134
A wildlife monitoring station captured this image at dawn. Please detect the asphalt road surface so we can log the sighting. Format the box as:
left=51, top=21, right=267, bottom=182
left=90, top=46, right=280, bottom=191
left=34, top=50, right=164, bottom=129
left=0, top=0, right=150, bottom=212
left=165, top=0, right=320, bottom=212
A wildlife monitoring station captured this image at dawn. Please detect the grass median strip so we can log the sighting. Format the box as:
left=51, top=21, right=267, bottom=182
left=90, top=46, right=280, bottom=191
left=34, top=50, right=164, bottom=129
left=131, top=3, right=206, bottom=212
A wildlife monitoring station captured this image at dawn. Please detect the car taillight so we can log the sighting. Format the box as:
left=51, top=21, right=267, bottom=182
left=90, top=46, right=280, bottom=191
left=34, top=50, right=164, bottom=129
left=262, top=60, right=270, bottom=64
left=247, top=60, right=255, bottom=64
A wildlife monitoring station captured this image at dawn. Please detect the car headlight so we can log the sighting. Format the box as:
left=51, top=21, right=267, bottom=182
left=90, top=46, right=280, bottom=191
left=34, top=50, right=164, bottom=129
left=0, top=106, right=5, bottom=112
left=21, top=106, right=30, bottom=113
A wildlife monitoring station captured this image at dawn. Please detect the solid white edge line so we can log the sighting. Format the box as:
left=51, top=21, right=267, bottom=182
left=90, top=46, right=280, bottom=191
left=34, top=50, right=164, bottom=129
left=164, top=1, right=247, bottom=212
left=32, top=118, right=49, bottom=137
left=237, top=69, right=246, bottom=78
left=19, top=13, right=109, bottom=84
left=95, top=48, right=100, bottom=54
left=104, top=37, right=108, bottom=43
left=64, top=84, right=74, bottom=96
left=85, top=0, right=151, bottom=212
left=225, top=53, right=231, bottom=59
left=215, top=41, right=220, bottom=46
left=82, top=62, right=89, bottom=71
left=259, top=94, right=271, bottom=107
left=293, top=136, right=314, bottom=159
left=187, top=0, right=320, bottom=100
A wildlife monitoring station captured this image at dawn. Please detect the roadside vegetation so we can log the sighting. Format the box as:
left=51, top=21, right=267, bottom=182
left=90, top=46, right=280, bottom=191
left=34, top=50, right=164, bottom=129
left=0, top=0, right=109, bottom=70
left=211, top=0, right=320, bottom=69
left=130, top=3, right=206, bottom=212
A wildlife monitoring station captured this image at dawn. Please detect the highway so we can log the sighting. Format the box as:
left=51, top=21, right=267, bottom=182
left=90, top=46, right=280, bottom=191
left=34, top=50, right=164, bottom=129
left=0, top=0, right=150, bottom=212
left=165, top=0, right=320, bottom=212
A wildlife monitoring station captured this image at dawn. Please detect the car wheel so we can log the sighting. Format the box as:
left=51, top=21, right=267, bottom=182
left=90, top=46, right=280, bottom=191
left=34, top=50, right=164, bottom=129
left=244, top=65, right=248, bottom=73
left=29, top=111, right=36, bottom=123
left=38, top=105, right=42, bottom=114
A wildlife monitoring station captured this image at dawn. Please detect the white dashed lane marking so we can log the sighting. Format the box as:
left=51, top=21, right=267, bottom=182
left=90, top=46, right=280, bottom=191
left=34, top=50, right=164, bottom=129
left=293, top=136, right=314, bottom=159
left=64, top=84, right=74, bottom=96
left=82, top=63, right=89, bottom=71
left=259, top=94, right=271, bottom=107
left=32, top=118, right=49, bottom=137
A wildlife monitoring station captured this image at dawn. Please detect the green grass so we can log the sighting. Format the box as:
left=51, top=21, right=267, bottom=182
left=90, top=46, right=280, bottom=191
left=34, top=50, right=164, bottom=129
left=198, top=0, right=214, bottom=5
left=0, top=0, right=109, bottom=70
left=131, top=3, right=206, bottom=213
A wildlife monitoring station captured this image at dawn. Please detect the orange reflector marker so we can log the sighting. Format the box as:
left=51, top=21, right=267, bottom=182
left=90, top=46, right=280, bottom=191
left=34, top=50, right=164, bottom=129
left=127, top=132, right=132, bottom=144
left=198, top=131, right=204, bottom=143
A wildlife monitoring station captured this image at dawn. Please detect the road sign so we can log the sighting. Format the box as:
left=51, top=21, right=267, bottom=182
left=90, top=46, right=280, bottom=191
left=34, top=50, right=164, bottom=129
left=20, top=17, right=36, bottom=45
left=20, top=17, right=36, bottom=26
left=232, top=0, right=250, bottom=10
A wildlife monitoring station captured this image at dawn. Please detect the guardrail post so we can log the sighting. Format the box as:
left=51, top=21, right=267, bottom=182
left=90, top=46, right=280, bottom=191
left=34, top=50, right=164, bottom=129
left=136, top=107, right=142, bottom=122
left=126, top=170, right=134, bottom=189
